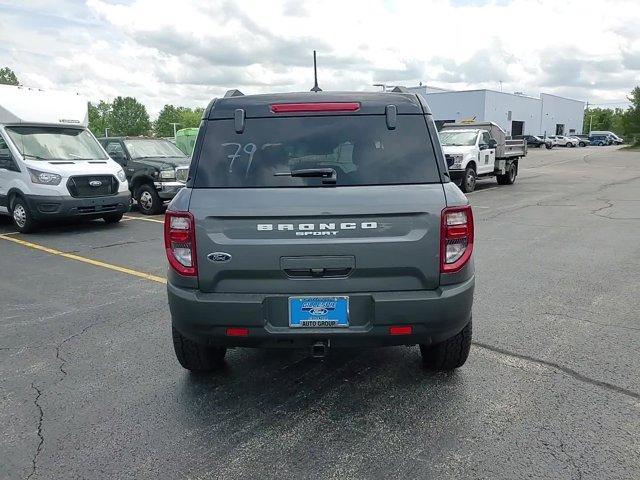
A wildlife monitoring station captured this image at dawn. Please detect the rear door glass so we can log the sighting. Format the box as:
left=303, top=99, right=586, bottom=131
left=194, top=115, right=440, bottom=188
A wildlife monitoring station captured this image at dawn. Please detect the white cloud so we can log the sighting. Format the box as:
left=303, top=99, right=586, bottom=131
left=1, top=0, right=640, bottom=115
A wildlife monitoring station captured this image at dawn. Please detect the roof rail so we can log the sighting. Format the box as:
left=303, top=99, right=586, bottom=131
left=224, top=89, right=244, bottom=98
left=390, top=86, right=410, bottom=93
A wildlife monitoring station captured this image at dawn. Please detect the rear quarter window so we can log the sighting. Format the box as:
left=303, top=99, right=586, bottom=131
left=193, top=115, right=441, bottom=188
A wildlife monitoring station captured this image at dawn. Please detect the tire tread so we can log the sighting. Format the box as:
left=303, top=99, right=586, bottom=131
left=172, top=327, right=226, bottom=372
left=420, top=321, right=472, bottom=371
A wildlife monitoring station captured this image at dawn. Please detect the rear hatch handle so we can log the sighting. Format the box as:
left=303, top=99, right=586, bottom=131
left=281, top=255, right=355, bottom=278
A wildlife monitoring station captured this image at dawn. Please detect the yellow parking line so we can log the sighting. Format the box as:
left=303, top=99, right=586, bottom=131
left=123, top=215, right=165, bottom=224
left=0, top=234, right=167, bottom=284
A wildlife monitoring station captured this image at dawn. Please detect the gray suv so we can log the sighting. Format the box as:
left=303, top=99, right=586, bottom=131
left=165, top=90, right=475, bottom=372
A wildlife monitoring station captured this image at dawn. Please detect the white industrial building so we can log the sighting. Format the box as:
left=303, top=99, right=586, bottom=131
left=405, top=86, right=585, bottom=137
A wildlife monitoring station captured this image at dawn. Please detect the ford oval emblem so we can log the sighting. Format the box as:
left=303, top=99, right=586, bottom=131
left=89, top=180, right=102, bottom=187
left=309, top=307, right=328, bottom=316
left=208, top=252, right=232, bottom=263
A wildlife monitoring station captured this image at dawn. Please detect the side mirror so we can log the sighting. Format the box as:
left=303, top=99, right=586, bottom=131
left=479, top=143, right=489, bottom=150
left=488, top=139, right=498, bottom=149
left=0, top=152, right=15, bottom=170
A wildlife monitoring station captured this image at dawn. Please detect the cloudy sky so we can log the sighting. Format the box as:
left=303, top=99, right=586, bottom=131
left=2, top=0, right=640, bottom=116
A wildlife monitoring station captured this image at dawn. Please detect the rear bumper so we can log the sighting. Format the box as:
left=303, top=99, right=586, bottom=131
left=168, top=276, right=475, bottom=348
left=24, top=192, right=130, bottom=220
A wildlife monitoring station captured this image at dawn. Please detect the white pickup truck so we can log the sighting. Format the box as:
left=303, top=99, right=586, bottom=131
left=440, top=122, right=527, bottom=193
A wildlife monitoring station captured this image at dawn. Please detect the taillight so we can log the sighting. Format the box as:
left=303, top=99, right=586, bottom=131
left=164, top=210, right=197, bottom=277
left=270, top=102, right=360, bottom=113
left=440, top=206, right=474, bottom=273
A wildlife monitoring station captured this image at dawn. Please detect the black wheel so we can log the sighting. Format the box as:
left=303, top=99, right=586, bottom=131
left=103, top=213, right=124, bottom=224
left=10, top=197, right=38, bottom=233
left=568, top=142, right=575, bottom=148
left=172, top=327, right=227, bottom=372
left=459, top=166, right=476, bottom=193
left=497, top=163, right=517, bottom=185
left=136, top=184, right=162, bottom=215
left=420, top=320, right=472, bottom=371
left=579, top=142, right=586, bottom=147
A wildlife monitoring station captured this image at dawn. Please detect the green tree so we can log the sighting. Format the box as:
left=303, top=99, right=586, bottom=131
left=154, top=104, right=181, bottom=137
left=154, top=105, right=204, bottom=137
left=624, top=86, right=640, bottom=144
left=109, top=96, right=151, bottom=136
left=88, top=101, right=112, bottom=137
left=178, top=107, right=204, bottom=129
left=0, top=66, right=19, bottom=86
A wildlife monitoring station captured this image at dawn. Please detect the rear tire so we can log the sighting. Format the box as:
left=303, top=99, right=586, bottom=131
left=172, top=327, right=227, bottom=372
left=11, top=197, right=38, bottom=233
left=136, top=184, right=162, bottom=215
left=459, top=166, right=476, bottom=193
left=420, top=320, right=472, bottom=371
left=496, top=163, right=517, bottom=185
left=103, top=213, right=124, bottom=224
left=579, top=142, right=586, bottom=147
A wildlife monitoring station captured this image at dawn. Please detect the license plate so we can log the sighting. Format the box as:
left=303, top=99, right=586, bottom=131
left=289, top=296, right=349, bottom=328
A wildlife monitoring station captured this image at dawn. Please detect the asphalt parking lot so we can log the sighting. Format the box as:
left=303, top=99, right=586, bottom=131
left=1, top=146, right=639, bottom=479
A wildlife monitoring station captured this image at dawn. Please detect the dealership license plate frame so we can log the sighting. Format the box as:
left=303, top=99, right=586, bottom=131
left=288, top=296, right=350, bottom=328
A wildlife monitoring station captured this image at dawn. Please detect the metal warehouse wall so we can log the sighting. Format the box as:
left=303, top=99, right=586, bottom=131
left=540, top=93, right=585, bottom=136
left=483, top=91, right=541, bottom=136
left=421, top=90, right=487, bottom=124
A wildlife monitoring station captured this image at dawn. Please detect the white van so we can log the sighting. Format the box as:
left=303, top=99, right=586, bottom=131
left=0, top=85, right=130, bottom=232
left=589, top=131, right=624, bottom=145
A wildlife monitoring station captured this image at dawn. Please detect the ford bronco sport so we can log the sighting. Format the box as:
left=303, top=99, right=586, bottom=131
left=165, top=90, right=475, bottom=372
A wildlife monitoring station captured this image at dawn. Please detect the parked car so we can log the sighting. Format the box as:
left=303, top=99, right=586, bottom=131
left=0, top=85, right=130, bottom=233
left=590, top=131, right=624, bottom=145
left=545, top=136, right=558, bottom=148
left=553, top=135, right=578, bottom=147
left=166, top=89, right=475, bottom=372
left=572, top=134, right=591, bottom=147
left=98, top=137, right=190, bottom=215
left=523, top=135, right=550, bottom=148
left=440, top=122, right=526, bottom=192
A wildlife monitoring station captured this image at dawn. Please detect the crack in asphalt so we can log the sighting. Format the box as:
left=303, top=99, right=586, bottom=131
left=55, top=322, right=100, bottom=378
left=559, top=439, right=584, bottom=480
left=27, top=383, right=44, bottom=480
left=88, top=239, right=151, bottom=250
left=473, top=342, right=640, bottom=402
left=589, top=198, right=640, bottom=221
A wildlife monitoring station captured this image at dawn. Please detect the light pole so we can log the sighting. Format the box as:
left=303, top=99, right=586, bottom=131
left=104, top=128, right=109, bottom=138
left=170, top=122, right=180, bottom=141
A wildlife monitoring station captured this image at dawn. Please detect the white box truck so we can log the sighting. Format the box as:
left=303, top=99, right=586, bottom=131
left=439, top=122, right=526, bottom=193
left=0, top=85, right=130, bottom=232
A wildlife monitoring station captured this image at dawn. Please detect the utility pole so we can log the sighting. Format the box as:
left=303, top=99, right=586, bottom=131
left=170, top=122, right=180, bottom=140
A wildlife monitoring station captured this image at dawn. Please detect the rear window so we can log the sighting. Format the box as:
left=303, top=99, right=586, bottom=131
left=193, top=115, right=440, bottom=188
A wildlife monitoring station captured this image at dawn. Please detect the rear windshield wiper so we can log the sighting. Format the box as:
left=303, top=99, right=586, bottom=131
left=274, top=168, right=337, bottom=185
